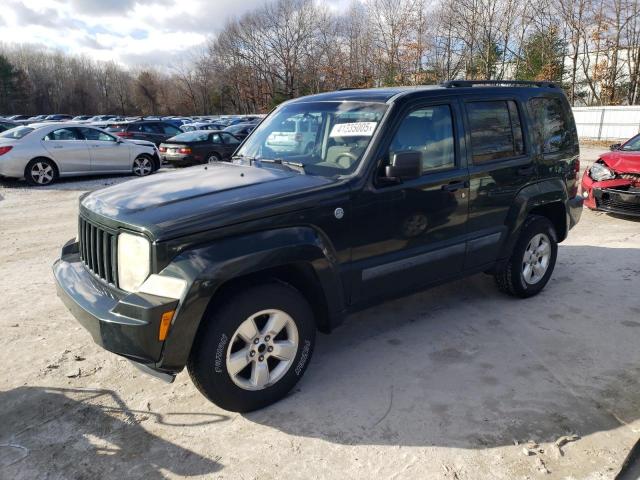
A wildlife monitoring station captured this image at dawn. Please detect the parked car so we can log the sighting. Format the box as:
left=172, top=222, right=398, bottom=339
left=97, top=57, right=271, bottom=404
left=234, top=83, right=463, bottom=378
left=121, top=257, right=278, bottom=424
left=72, top=115, right=93, bottom=122
left=159, top=130, right=241, bottom=166
left=0, top=123, right=159, bottom=186
left=582, top=132, right=640, bottom=216
left=224, top=123, right=256, bottom=140
left=0, top=120, right=19, bottom=132
left=45, top=114, right=74, bottom=122
left=53, top=81, right=583, bottom=412
left=23, top=115, right=49, bottom=124
left=181, top=122, right=226, bottom=132
left=265, top=113, right=319, bottom=154
left=104, top=120, right=183, bottom=146
left=6, top=114, right=31, bottom=121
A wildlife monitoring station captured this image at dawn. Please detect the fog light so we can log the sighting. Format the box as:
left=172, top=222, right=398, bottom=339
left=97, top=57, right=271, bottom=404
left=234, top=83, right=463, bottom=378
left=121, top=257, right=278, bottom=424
left=582, top=190, right=589, bottom=198
left=158, top=310, right=175, bottom=341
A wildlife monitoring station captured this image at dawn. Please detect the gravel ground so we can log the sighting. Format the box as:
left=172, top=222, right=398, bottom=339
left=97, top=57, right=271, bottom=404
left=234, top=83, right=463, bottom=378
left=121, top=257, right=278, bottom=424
left=1, top=146, right=640, bottom=480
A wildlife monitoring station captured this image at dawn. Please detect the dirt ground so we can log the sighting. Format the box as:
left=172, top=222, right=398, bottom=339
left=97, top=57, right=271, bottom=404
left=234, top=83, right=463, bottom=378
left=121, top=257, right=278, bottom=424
left=1, top=145, right=640, bottom=480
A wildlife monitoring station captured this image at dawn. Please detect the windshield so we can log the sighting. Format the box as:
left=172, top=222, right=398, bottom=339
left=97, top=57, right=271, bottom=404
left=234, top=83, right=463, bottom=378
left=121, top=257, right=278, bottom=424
left=236, top=101, right=387, bottom=177
left=0, top=126, right=33, bottom=139
left=621, top=134, right=640, bottom=151
left=169, top=131, right=210, bottom=142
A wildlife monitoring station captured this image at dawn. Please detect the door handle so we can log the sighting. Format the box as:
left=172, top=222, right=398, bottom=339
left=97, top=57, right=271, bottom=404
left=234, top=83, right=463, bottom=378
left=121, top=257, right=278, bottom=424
left=518, top=165, right=535, bottom=176
left=52, top=145, right=63, bottom=149
left=441, top=180, right=469, bottom=192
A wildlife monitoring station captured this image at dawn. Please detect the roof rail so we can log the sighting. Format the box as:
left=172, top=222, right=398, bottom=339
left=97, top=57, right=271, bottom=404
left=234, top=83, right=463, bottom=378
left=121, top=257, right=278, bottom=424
left=441, top=80, right=558, bottom=89
left=337, top=87, right=360, bottom=91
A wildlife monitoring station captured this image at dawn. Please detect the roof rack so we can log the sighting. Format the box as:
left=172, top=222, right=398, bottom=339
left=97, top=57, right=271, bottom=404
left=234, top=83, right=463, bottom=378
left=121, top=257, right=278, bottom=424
left=337, top=87, right=359, bottom=91
left=441, top=80, right=557, bottom=89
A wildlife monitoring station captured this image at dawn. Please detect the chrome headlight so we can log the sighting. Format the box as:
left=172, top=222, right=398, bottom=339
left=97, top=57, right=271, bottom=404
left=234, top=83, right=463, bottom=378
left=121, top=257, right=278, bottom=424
left=117, top=232, right=150, bottom=292
left=589, top=162, right=616, bottom=181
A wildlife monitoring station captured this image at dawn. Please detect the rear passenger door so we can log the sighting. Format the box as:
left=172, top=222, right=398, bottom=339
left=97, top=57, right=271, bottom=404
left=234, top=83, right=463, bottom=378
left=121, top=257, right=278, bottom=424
left=41, top=127, right=91, bottom=174
left=463, top=97, right=533, bottom=269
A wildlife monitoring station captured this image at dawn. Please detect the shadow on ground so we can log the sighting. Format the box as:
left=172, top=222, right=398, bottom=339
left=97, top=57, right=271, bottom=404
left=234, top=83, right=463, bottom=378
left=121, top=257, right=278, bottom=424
left=247, top=245, right=640, bottom=449
left=0, top=387, right=226, bottom=479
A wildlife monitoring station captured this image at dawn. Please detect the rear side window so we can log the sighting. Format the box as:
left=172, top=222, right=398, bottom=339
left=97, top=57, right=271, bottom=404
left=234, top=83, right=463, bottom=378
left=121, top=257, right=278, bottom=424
left=44, top=128, right=82, bottom=141
left=529, top=97, right=572, bottom=153
left=467, top=100, right=524, bottom=164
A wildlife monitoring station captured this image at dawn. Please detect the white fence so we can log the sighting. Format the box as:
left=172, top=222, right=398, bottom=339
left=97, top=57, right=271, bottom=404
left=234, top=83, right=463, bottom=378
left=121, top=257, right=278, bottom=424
left=573, top=106, right=640, bottom=140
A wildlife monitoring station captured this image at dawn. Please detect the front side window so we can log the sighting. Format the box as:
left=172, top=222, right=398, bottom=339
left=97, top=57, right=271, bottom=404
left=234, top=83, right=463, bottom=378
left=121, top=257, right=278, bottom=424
left=80, top=128, right=116, bottom=142
left=467, top=100, right=524, bottom=163
left=236, top=101, right=388, bottom=177
left=44, top=128, right=81, bottom=141
left=529, top=97, right=572, bottom=153
left=389, top=104, right=455, bottom=173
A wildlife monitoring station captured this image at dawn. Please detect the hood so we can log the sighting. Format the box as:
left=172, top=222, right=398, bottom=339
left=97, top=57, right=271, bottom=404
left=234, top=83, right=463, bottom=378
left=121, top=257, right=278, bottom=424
left=81, top=162, right=334, bottom=239
left=600, top=151, right=640, bottom=174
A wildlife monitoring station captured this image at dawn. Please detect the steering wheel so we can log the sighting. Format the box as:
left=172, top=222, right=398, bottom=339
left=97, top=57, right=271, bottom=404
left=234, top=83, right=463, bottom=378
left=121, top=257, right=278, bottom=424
left=333, top=151, right=358, bottom=168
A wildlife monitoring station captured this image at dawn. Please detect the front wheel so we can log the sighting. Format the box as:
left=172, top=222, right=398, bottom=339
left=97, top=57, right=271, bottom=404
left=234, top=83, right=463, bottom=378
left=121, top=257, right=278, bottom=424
left=188, top=282, right=316, bottom=412
left=494, top=215, right=558, bottom=298
left=132, top=155, right=154, bottom=176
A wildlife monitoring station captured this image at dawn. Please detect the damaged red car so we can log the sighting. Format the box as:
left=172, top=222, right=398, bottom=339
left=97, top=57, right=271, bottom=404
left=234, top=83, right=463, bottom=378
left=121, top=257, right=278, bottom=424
left=582, top=133, right=640, bottom=216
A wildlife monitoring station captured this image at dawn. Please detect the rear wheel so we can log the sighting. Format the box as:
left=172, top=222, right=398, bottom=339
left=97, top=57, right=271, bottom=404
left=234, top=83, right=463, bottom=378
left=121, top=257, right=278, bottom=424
left=206, top=152, right=220, bottom=164
left=132, top=155, right=153, bottom=176
left=188, top=282, right=316, bottom=412
left=25, top=158, right=57, bottom=186
left=494, top=215, right=558, bottom=298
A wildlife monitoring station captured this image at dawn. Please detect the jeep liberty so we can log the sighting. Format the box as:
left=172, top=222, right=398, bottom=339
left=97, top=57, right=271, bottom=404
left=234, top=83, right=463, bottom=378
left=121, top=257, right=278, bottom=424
left=53, top=81, right=583, bottom=412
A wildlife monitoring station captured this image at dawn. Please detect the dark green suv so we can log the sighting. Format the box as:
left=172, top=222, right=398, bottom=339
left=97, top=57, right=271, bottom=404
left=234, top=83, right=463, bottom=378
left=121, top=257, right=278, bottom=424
left=53, top=81, right=583, bottom=412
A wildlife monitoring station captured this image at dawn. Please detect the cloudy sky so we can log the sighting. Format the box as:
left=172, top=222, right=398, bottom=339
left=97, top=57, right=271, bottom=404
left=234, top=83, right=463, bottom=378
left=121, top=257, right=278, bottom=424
left=0, top=0, right=352, bottom=68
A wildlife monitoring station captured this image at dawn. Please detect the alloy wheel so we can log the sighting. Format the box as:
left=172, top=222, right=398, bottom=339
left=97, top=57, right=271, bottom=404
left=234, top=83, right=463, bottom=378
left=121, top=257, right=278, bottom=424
left=30, top=162, right=54, bottom=185
left=226, top=309, right=299, bottom=391
left=133, top=157, right=152, bottom=176
left=522, top=233, right=551, bottom=285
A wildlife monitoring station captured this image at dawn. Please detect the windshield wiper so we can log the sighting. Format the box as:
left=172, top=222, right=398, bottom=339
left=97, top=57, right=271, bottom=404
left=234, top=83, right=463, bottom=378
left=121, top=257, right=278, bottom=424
left=257, top=158, right=306, bottom=174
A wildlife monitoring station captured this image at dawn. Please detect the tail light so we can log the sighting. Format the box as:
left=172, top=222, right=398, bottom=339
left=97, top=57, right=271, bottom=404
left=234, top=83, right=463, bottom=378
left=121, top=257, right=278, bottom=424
left=0, top=146, right=13, bottom=156
left=178, top=147, right=192, bottom=154
left=116, top=131, right=134, bottom=138
left=294, top=133, right=303, bottom=142
left=158, top=146, right=167, bottom=153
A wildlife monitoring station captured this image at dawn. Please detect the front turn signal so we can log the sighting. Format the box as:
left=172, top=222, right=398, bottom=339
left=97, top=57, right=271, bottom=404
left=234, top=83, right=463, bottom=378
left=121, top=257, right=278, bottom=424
left=158, top=310, right=175, bottom=341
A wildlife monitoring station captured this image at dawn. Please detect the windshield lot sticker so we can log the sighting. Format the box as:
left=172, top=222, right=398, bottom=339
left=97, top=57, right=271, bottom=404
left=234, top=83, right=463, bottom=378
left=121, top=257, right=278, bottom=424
left=330, top=122, right=377, bottom=137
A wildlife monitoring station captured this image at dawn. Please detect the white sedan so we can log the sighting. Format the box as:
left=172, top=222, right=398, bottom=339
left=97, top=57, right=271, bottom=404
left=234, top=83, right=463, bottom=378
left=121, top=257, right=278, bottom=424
left=0, top=122, right=160, bottom=186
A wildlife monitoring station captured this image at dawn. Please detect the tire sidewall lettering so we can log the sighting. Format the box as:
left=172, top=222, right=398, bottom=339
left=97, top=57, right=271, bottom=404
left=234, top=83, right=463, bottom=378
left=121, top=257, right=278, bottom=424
left=295, top=339, right=311, bottom=376
left=214, top=333, right=228, bottom=373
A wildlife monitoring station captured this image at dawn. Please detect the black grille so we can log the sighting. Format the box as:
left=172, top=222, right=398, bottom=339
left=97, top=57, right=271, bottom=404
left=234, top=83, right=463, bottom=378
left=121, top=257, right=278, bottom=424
left=78, top=217, right=118, bottom=285
left=597, top=190, right=640, bottom=215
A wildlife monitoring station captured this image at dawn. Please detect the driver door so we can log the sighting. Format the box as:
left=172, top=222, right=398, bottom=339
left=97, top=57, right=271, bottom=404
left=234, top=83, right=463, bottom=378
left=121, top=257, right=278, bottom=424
left=349, top=100, right=470, bottom=306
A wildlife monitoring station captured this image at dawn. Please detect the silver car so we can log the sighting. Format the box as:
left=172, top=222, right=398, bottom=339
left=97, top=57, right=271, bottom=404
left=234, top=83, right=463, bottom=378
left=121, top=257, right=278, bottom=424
left=0, top=122, right=159, bottom=186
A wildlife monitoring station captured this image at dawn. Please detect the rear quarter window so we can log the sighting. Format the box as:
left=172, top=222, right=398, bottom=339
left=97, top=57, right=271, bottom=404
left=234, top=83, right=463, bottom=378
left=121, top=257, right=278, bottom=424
left=466, top=100, right=525, bottom=164
left=528, top=97, right=573, bottom=153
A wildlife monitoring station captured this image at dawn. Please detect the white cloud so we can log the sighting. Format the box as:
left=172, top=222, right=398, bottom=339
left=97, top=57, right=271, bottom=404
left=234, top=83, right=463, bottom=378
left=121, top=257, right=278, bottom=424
left=0, top=0, right=271, bottom=68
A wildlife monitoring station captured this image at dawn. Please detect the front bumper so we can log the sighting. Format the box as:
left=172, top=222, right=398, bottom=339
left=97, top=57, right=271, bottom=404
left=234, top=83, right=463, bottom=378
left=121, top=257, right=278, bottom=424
left=581, top=173, right=640, bottom=216
left=53, top=239, right=180, bottom=376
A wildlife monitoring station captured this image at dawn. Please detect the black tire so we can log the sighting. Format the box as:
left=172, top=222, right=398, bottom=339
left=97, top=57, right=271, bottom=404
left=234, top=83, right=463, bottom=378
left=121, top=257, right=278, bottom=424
left=132, top=154, right=154, bottom=176
left=205, top=152, right=220, bottom=164
left=24, top=158, right=57, bottom=186
left=188, top=282, right=316, bottom=412
left=494, top=215, right=558, bottom=298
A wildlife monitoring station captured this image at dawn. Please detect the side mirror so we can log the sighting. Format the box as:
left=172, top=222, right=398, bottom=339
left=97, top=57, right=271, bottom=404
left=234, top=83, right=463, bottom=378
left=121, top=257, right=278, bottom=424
left=385, top=151, right=422, bottom=180
left=610, top=143, right=621, bottom=151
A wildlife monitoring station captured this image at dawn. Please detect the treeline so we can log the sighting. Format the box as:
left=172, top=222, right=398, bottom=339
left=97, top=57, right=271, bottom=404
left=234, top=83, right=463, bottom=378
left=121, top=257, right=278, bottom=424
left=1, top=0, right=639, bottom=116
